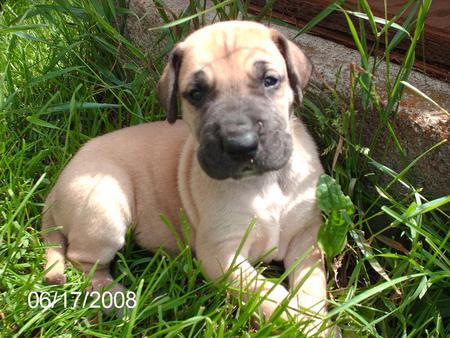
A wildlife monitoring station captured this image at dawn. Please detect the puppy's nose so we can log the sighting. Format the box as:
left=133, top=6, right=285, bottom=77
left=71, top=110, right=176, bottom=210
left=222, top=129, right=258, bottom=158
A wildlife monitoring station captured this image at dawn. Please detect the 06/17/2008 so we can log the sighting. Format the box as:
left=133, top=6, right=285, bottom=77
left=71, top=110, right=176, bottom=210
left=27, top=290, right=137, bottom=310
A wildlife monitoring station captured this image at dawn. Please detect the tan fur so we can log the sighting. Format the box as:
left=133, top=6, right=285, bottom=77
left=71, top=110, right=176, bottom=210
left=42, top=21, right=332, bottom=336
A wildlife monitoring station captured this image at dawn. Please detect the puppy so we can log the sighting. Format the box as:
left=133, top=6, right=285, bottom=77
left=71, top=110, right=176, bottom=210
left=43, top=21, right=329, bottom=335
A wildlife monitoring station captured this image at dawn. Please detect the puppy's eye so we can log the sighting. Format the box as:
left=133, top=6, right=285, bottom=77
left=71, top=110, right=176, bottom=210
left=263, top=76, right=279, bottom=88
left=188, top=89, right=204, bottom=102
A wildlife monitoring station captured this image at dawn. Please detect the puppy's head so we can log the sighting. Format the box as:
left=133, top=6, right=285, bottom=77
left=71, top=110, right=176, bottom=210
left=158, top=21, right=312, bottom=180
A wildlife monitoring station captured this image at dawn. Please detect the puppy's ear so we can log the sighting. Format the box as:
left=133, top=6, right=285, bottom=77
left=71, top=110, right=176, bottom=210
left=271, top=30, right=312, bottom=106
left=158, top=46, right=184, bottom=124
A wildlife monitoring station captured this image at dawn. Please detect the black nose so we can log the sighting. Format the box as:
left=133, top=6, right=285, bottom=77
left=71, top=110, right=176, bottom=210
left=222, top=129, right=258, bottom=158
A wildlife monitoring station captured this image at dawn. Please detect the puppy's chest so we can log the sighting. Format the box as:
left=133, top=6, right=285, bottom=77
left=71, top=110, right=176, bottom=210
left=252, top=184, right=287, bottom=224
left=249, top=184, right=294, bottom=261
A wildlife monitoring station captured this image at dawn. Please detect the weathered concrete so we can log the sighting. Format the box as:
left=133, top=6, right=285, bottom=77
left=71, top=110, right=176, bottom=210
left=126, top=0, right=216, bottom=53
left=284, top=29, right=449, bottom=198
left=125, top=0, right=166, bottom=53
left=125, top=0, right=449, bottom=198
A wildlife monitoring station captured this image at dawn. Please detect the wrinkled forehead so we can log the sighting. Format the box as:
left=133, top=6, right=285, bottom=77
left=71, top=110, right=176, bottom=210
left=178, top=22, right=285, bottom=85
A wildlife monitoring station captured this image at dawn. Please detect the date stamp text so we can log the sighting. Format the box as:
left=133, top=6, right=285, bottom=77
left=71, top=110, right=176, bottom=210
left=27, top=291, right=136, bottom=309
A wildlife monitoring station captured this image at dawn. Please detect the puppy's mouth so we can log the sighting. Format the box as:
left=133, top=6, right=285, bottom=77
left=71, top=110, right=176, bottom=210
left=197, top=143, right=260, bottom=180
left=197, top=131, right=292, bottom=180
left=243, top=158, right=256, bottom=171
left=195, top=97, right=293, bottom=180
left=231, top=158, right=259, bottom=179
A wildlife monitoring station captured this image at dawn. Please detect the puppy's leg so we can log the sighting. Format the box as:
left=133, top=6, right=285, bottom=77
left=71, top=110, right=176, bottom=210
left=50, top=171, right=133, bottom=314
left=64, top=207, right=129, bottom=315
left=284, top=221, right=328, bottom=336
left=42, top=206, right=67, bottom=284
left=196, top=234, right=289, bottom=319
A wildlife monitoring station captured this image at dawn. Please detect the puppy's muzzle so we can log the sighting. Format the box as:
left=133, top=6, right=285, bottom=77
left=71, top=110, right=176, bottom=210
left=197, top=98, right=293, bottom=180
left=220, top=116, right=258, bottom=161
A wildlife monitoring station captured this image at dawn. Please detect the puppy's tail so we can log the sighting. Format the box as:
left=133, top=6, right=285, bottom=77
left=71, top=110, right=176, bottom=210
left=41, top=199, right=67, bottom=284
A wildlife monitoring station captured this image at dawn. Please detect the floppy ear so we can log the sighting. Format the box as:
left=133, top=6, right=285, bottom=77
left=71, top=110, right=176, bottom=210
left=271, top=30, right=312, bottom=106
left=157, top=46, right=184, bottom=124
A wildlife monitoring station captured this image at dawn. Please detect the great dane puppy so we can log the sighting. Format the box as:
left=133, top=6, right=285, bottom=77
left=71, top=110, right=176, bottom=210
left=43, top=21, right=328, bottom=335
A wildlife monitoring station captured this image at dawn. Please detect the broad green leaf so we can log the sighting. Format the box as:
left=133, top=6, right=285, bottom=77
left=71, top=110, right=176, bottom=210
left=316, top=174, right=354, bottom=215
left=316, top=174, right=355, bottom=259
left=318, top=210, right=350, bottom=259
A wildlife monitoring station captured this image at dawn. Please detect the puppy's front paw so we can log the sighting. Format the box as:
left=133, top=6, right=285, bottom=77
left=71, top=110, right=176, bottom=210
left=259, top=284, right=290, bottom=319
left=44, top=269, right=66, bottom=285
left=101, top=283, right=134, bottom=317
left=285, top=296, right=329, bottom=337
left=44, top=257, right=66, bottom=284
left=89, top=278, right=135, bottom=318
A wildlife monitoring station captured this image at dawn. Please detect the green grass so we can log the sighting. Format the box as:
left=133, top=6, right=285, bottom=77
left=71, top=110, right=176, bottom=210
left=0, top=0, right=449, bottom=337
